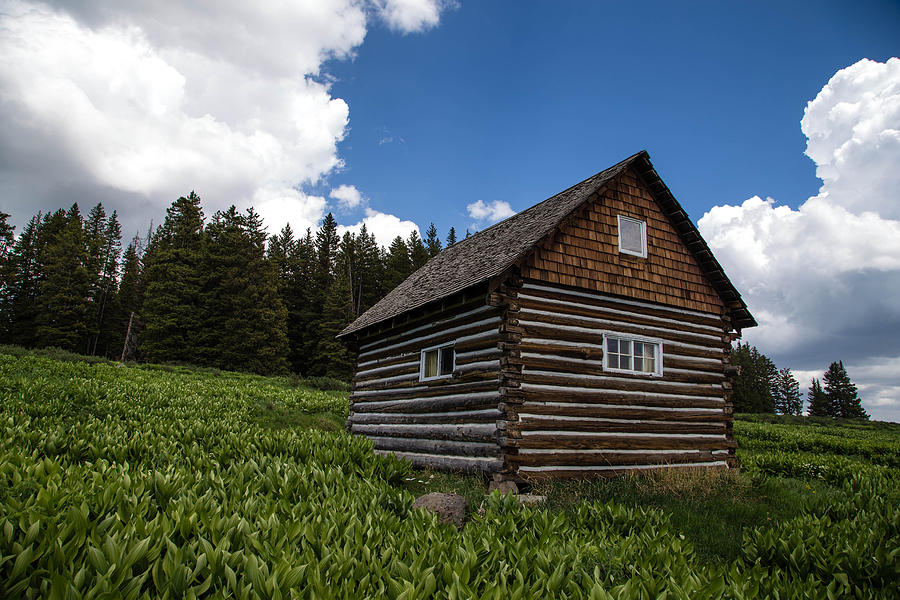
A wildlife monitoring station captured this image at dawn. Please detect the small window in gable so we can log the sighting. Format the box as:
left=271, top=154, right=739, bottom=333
left=421, top=343, right=455, bottom=381
left=604, top=334, right=662, bottom=376
left=617, top=215, right=647, bottom=258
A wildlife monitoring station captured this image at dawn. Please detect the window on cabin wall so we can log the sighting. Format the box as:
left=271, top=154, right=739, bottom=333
left=604, top=334, right=663, bottom=376
left=617, top=215, right=647, bottom=258
left=420, top=343, right=455, bottom=381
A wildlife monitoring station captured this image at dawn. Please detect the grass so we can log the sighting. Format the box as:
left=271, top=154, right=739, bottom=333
left=251, top=398, right=346, bottom=432
left=531, top=468, right=846, bottom=563
left=2, top=346, right=892, bottom=572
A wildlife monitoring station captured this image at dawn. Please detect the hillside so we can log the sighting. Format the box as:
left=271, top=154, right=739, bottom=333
left=1, top=350, right=898, bottom=599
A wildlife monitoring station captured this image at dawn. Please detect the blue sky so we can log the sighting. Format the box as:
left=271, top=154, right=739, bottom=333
left=1, top=0, right=898, bottom=419
left=321, top=1, right=898, bottom=235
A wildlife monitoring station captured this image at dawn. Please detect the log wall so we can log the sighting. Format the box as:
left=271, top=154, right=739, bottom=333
left=349, top=298, right=505, bottom=472
left=505, top=280, right=736, bottom=479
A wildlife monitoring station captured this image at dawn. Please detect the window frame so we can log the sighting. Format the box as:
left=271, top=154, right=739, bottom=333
left=419, top=342, right=456, bottom=381
left=617, top=214, right=647, bottom=258
left=603, top=333, right=664, bottom=377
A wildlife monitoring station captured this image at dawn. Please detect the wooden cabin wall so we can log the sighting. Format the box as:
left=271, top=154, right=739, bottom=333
left=505, top=279, right=735, bottom=478
left=349, top=298, right=505, bottom=472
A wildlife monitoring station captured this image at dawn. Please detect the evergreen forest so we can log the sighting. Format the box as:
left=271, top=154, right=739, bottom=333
left=0, top=196, right=453, bottom=379
left=0, top=199, right=870, bottom=419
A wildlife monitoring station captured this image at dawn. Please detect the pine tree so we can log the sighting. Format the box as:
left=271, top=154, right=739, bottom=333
left=384, top=236, right=411, bottom=292
left=284, top=228, right=317, bottom=374
left=407, top=230, right=429, bottom=271
left=823, top=361, right=868, bottom=419
left=772, top=367, right=802, bottom=415
left=112, top=238, right=144, bottom=361
left=730, top=343, right=777, bottom=413
left=424, top=223, right=442, bottom=257
left=198, top=206, right=289, bottom=374
left=807, top=378, right=831, bottom=417
left=353, top=224, right=384, bottom=315
left=316, top=233, right=357, bottom=378
left=89, top=211, right=122, bottom=356
left=141, top=192, right=206, bottom=364
left=35, top=204, right=91, bottom=351
left=0, top=211, right=17, bottom=335
left=1, top=213, right=42, bottom=344
left=446, top=227, right=457, bottom=248
left=0, top=211, right=14, bottom=261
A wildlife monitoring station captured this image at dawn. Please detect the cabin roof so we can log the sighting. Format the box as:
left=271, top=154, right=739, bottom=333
left=339, top=150, right=755, bottom=337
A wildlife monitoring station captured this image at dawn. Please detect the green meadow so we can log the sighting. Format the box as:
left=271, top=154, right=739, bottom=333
left=1, top=350, right=898, bottom=599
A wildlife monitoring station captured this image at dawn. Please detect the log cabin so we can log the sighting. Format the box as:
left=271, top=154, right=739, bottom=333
left=337, top=150, right=755, bottom=480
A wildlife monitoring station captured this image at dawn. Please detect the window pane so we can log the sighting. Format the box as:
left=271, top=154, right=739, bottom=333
left=608, top=338, right=618, bottom=353
left=439, top=347, right=454, bottom=375
left=643, top=357, right=655, bottom=373
left=608, top=354, right=619, bottom=369
left=633, top=342, right=643, bottom=357
left=621, top=340, right=631, bottom=355
left=621, top=355, right=632, bottom=370
left=424, top=350, right=438, bottom=378
left=634, top=357, right=643, bottom=372
left=643, top=343, right=655, bottom=359
left=620, top=218, right=644, bottom=253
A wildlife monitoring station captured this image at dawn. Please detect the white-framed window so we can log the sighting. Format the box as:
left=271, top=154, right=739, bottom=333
left=617, top=215, right=647, bottom=258
left=420, top=343, right=455, bottom=381
left=604, top=334, right=663, bottom=376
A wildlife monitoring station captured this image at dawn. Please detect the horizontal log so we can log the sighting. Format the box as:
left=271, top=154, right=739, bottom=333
left=359, top=303, right=498, bottom=352
left=517, top=295, right=724, bottom=338
left=518, top=308, right=722, bottom=347
left=519, top=282, right=725, bottom=328
left=355, top=359, right=419, bottom=382
left=353, top=422, right=497, bottom=442
left=513, top=435, right=734, bottom=451
left=355, top=371, right=420, bottom=389
left=357, top=352, right=418, bottom=371
left=357, top=294, right=486, bottom=346
left=454, top=332, right=501, bottom=354
left=455, top=350, right=503, bottom=365
left=517, top=463, right=729, bottom=480
left=509, top=450, right=721, bottom=467
left=520, top=355, right=724, bottom=384
left=522, top=372, right=723, bottom=398
left=370, top=437, right=500, bottom=457
left=519, top=341, right=604, bottom=359
left=376, top=450, right=502, bottom=473
left=349, top=409, right=502, bottom=425
left=359, top=317, right=501, bottom=362
left=663, top=355, right=724, bottom=372
left=515, top=418, right=726, bottom=435
left=351, top=379, right=497, bottom=402
left=519, top=403, right=726, bottom=422
left=522, top=387, right=724, bottom=409
left=521, top=355, right=605, bottom=376
left=352, top=392, right=500, bottom=414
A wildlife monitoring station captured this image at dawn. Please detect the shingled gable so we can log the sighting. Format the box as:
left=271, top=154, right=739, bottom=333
left=339, top=150, right=755, bottom=338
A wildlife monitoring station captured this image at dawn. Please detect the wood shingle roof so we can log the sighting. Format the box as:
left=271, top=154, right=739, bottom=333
left=339, top=151, right=755, bottom=337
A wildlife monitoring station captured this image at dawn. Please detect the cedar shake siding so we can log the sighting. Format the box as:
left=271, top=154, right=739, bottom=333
left=339, top=150, right=754, bottom=480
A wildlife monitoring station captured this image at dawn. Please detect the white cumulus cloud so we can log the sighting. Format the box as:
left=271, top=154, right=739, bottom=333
left=372, top=0, right=454, bottom=34
left=338, top=207, right=419, bottom=248
left=698, top=57, right=900, bottom=422
left=330, top=184, right=366, bottom=211
left=467, top=199, right=516, bottom=228
left=0, top=0, right=449, bottom=238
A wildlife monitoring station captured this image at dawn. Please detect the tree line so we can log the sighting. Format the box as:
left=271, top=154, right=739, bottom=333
left=0, top=195, right=461, bottom=379
left=730, top=343, right=868, bottom=419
